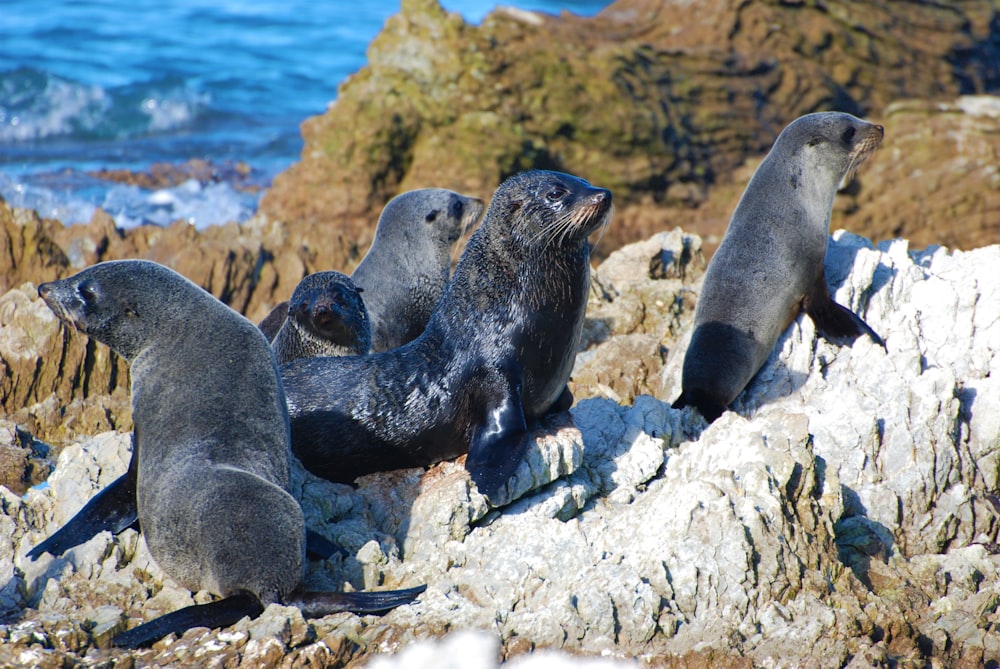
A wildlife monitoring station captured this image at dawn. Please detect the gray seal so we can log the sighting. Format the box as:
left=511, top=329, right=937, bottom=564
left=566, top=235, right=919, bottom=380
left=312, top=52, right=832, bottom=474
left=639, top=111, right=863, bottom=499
left=281, top=170, right=612, bottom=499
left=34, top=260, right=423, bottom=648
left=673, top=111, right=885, bottom=422
left=271, top=271, right=371, bottom=364
left=352, top=188, right=484, bottom=351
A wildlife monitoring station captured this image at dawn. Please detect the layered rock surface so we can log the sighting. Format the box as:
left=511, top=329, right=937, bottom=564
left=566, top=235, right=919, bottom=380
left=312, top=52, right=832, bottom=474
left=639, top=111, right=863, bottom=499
left=1, top=230, right=997, bottom=668
left=260, top=0, right=1000, bottom=254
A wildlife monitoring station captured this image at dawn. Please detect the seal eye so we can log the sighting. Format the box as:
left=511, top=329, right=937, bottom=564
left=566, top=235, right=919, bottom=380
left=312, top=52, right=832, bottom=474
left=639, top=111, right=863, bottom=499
left=425, top=210, right=439, bottom=223
left=545, top=186, right=569, bottom=202
left=842, top=126, right=856, bottom=143
left=78, top=281, right=98, bottom=305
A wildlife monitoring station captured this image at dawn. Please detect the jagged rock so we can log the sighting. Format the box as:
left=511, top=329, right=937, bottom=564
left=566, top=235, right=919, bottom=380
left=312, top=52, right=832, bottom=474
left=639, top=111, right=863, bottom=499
left=0, top=419, right=52, bottom=495
left=573, top=229, right=706, bottom=404
left=0, top=201, right=70, bottom=296
left=0, top=281, right=131, bottom=435
left=2, top=228, right=998, bottom=667
left=88, top=159, right=268, bottom=193
left=834, top=96, right=1000, bottom=252
left=260, top=0, right=1000, bottom=254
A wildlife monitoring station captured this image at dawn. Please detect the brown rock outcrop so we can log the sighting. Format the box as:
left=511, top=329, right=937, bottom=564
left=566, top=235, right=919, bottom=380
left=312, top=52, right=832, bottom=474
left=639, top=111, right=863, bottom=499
left=0, top=202, right=309, bottom=445
left=260, top=0, right=1000, bottom=254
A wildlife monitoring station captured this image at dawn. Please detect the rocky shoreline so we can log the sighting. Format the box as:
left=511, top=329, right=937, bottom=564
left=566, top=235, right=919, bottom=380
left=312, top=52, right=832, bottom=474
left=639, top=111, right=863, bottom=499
left=1, top=228, right=999, bottom=667
left=1, top=0, right=999, bottom=666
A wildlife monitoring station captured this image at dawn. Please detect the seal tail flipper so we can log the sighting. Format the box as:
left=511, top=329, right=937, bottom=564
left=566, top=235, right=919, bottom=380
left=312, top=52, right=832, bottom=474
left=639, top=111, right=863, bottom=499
left=286, top=584, right=427, bottom=619
left=113, top=591, right=264, bottom=649
left=27, top=467, right=138, bottom=560
left=671, top=391, right=726, bottom=423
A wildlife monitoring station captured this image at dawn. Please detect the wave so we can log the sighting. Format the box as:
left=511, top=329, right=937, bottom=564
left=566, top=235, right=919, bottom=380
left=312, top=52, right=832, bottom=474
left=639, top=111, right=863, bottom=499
left=0, top=66, right=210, bottom=143
left=0, top=169, right=260, bottom=229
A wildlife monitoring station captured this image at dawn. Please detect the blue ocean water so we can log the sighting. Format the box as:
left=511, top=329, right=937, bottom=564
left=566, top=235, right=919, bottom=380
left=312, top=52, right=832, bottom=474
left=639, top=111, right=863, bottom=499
left=0, top=1, right=608, bottom=228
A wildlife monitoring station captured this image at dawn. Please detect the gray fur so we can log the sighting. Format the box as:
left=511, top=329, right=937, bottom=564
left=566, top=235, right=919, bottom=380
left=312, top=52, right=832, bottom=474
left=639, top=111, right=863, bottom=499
left=39, top=260, right=303, bottom=604
left=675, top=112, right=884, bottom=421
left=271, top=271, right=371, bottom=364
left=352, top=188, right=484, bottom=351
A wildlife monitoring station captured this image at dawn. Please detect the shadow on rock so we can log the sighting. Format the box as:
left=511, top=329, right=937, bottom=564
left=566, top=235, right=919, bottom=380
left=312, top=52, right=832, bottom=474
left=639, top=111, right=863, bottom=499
left=834, top=484, right=897, bottom=588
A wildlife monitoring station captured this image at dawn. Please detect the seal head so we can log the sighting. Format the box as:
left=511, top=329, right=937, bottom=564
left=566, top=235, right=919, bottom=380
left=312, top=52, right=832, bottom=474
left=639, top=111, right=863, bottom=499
left=271, top=271, right=371, bottom=364
left=352, top=188, right=484, bottom=351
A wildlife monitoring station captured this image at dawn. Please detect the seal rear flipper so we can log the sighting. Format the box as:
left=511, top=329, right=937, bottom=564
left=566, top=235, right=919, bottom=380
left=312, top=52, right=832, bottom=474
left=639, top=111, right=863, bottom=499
left=113, top=591, right=264, bottom=649
left=805, top=284, right=884, bottom=348
left=28, top=465, right=139, bottom=560
left=286, top=584, right=427, bottom=618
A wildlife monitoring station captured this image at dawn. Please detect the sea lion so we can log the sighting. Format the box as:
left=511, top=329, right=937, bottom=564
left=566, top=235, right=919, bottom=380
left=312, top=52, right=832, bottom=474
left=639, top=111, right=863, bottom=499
left=33, top=260, right=423, bottom=648
left=352, top=188, right=484, bottom=351
left=270, top=271, right=371, bottom=364
left=672, top=111, right=885, bottom=422
left=282, top=170, right=612, bottom=499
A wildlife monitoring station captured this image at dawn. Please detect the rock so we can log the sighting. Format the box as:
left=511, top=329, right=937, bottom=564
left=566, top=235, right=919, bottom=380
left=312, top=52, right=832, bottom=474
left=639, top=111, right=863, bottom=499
left=573, top=229, right=706, bottom=404
left=3, top=227, right=998, bottom=667
left=0, top=419, right=52, bottom=495
left=0, top=282, right=131, bottom=439
left=833, top=96, right=1000, bottom=252
left=87, top=159, right=268, bottom=194
left=260, top=0, right=1000, bottom=255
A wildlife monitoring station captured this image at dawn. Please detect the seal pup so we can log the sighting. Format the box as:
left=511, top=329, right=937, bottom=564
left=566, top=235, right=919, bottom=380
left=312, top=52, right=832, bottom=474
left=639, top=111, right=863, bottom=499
left=352, top=188, right=484, bottom=351
left=282, top=170, right=612, bottom=499
left=33, top=260, right=424, bottom=648
left=270, top=271, right=371, bottom=364
left=672, top=111, right=885, bottom=422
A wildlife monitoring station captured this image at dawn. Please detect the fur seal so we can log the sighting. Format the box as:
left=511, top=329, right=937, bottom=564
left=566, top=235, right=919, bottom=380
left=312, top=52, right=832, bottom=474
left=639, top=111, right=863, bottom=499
left=673, top=111, right=885, bottom=422
left=282, top=170, right=612, bottom=499
left=33, top=260, right=423, bottom=648
left=352, top=188, right=484, bottom=351
left=271, top=271, right=371, bottom=364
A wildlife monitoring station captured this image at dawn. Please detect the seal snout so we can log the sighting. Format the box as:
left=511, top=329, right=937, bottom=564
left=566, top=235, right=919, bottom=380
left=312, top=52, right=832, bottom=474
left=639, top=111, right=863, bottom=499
left=37, top=280, right=73, bottom=323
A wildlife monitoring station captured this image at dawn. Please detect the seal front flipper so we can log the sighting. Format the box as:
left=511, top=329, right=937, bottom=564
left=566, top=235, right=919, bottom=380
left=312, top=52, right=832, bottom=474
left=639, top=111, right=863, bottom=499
left=305, top=530, right=346, bottom=560
left=27, top=454, right=139, bottom=560
left=804, top=279, right=884, bottom=348
left=466, top=371, right=529, bottom=501
left=547, top=385, right=574, bottom=415
left=113, top=591, right=264, bottom=649
left=287, top=584, right=427, bottom=618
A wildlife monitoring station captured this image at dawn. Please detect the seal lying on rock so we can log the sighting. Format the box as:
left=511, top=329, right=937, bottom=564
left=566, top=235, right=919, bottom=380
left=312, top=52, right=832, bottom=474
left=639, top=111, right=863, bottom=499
left=673, top=112, right=885, bottom=422
left=270, top=271, right=371, bottom=364
left=282, top=170, right=612, bottom=500
left=32, top=260, right=424, bottom=648
left=352, top=188, right=484, bottom=351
